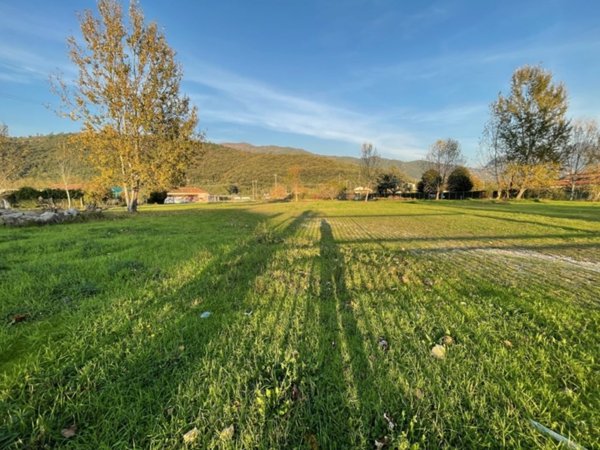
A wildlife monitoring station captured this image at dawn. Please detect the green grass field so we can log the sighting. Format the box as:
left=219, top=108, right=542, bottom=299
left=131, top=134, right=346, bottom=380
left=1, top=200, right=599, bottom=449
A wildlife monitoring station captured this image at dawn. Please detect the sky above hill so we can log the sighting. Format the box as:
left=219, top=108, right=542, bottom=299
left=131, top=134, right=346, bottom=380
left=1, top=0, right=599, bottom=162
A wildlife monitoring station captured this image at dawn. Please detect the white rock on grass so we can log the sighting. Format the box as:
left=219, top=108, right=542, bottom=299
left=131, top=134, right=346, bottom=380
left=431, top=344, right=446, bottom=359
left=38, top=212, right=59, bottom=223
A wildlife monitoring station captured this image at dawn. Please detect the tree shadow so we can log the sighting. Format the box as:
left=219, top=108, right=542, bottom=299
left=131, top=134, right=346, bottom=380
left=305, top=219, right=382, bottom=448
left=0, top=209, right=315, bottom=447
left=437, top=202, right=600, bottom=223
left=430, top=203, right=600, bottom=232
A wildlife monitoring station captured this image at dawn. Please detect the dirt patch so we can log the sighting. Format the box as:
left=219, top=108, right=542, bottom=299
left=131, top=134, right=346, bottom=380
left=478, top=248, right=600, bottom=274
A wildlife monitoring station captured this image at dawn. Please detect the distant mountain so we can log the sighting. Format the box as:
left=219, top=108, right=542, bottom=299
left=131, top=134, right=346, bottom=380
left=222, top=142, right=428, bottom=180
left=190, top=143, right=360, bottom=193
left=220, top=142, right=312, bottom=156
left=6, top=135, right=433, bottom=195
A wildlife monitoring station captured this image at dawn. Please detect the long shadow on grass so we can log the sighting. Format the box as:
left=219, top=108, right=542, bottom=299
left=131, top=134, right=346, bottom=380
left=423, top=203, right=600, bottom=233
left=437, top=202, right=600, bottom=223
left=0, top=210, right=314, bottom=448
left=309, top=219, right=381, bottom=448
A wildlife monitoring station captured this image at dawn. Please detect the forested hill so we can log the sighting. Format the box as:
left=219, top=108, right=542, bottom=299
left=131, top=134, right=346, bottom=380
left=7, top=133, right=426, bottom=194
left=220, top=142, right=428, bottom=180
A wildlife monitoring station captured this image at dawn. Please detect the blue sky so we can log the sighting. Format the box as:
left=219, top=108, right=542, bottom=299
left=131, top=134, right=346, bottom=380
left=1, top=0, right=599, bottom=162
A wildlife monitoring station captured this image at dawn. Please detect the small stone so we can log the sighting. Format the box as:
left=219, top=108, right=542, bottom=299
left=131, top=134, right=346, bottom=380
left=38, top=211, right=59, bottom=223
left=61, top=424, right=77, bottom=439
left=200, top=311, right=211, bottom=319
left=64, top=208, right=79, bottom=216
left=431, top=344, right=446, bottom=359
left=183, top=427, right=199, bottom=444
left=378, top=337, right=389, bottom=352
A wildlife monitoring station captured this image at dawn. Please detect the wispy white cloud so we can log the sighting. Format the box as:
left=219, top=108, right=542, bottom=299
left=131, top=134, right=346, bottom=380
left=184, top=59, right=426, bottom=159
left=0, top=43, right=74, bottom=83
left=0, top=3, right=71, bottom=42
left=351, top=35, right=600, bottom=88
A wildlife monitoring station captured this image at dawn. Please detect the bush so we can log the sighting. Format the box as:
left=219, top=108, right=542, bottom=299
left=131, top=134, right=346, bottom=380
left=147, top=191, right=167, bottom=204
left=6, top=187, right=84, bottom=205
left=447, top=167, right=474, bottom=192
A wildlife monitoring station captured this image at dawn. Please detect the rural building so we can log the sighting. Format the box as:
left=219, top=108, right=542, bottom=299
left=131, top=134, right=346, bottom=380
left=165, top=187, right=211, bottom=204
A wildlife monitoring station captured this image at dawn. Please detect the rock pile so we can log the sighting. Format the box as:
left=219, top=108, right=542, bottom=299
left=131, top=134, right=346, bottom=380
left=0, top=208, right=84, bottom=226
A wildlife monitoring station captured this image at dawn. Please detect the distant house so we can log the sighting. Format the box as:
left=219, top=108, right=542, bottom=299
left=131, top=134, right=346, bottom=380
left=353, top=186, right=373, bottom=196
left=164, top=187, right=210, bottom=204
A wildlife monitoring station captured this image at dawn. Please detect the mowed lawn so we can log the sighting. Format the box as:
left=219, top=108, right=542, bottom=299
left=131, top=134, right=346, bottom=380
left=0, top=200, right=599, bottom=449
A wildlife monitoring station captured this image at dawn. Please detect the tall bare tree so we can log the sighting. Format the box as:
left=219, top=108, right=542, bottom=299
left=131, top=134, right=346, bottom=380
left=55, top=142, right=76, bottom=208
left=53, top=0, right=199, bottom=212
left=480, top=110, right=510, bottom=198
left=287, top=165, right=303, bottom=202
left=563, top=119, right=600, bottom=200
left=359, top=142, right=380, bottom=201
left=426, top=138, right=464, bottom=199
left=0, top=124, right=23, bottom=196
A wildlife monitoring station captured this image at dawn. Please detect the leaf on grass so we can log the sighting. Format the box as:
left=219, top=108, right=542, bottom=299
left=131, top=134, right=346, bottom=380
left=183, top=427, right=199, bottom=444
left=291, top=384, right=301, bottom=401
left=503, top=340, right=513, bottom=348
left=431, top=344, right=446, bottom=359
left=306, top=433, right=319, bottom=450
left=61, top=424, right=77, bottom=439
left=219, top=424, right=234, bottom=441
left=414, top=388, right=424, bottom=400
left=10, top=313, right=29, bottom=325
left=383, top=412, right=395, bottom=431
left=441, top=335, right=454, bottom=346
left=374, top=435, right=389, bottom=449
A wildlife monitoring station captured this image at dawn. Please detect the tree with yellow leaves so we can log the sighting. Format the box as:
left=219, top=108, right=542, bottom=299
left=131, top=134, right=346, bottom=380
left=0, top=124, right=26, bottom=195
left=53, top=0, right=199, bottom=212
left=485, top=65, right=570, bottom=199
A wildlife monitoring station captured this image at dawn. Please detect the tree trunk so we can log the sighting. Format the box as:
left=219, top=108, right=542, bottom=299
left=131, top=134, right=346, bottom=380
left=516, top=188, right=526, bottom=200
left=569, top=181, right=576, bottom=201
left=123, top=184, right=131, bottom=209
left=128, top=187, right=139, bottom=212
left=435, top=189, right=441, bottom=200
left=65, top=188, right=72, bottom=209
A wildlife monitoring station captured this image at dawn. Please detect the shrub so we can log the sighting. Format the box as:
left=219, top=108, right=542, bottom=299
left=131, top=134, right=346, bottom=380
left=447, top=167, right=474, bottom=192
left=147, top=191, right=167, bottom=204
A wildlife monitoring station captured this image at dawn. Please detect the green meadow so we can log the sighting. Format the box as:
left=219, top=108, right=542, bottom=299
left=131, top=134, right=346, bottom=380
left=1, top=200, right=599, bottom=449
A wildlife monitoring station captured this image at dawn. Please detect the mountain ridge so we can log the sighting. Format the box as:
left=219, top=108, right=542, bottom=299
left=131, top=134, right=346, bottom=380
left=5, top=134, right=431, bottom=194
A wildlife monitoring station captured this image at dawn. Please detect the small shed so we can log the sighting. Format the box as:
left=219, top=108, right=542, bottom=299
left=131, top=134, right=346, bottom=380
left=165, top=187, right=210, bottom=204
